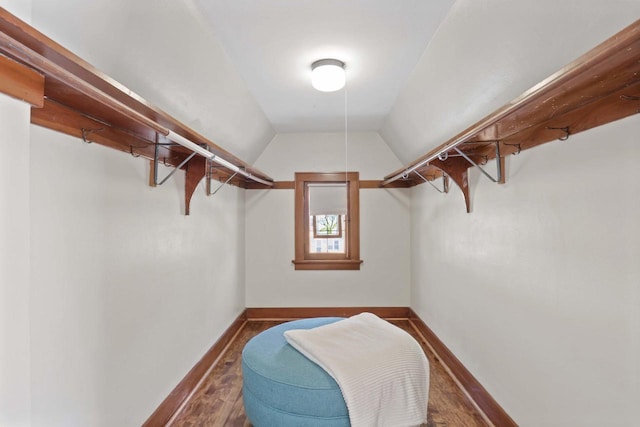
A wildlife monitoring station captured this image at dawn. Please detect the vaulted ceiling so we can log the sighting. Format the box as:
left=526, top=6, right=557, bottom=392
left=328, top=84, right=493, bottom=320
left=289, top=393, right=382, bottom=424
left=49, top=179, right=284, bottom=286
left=193, top=0, right=454, bottom=133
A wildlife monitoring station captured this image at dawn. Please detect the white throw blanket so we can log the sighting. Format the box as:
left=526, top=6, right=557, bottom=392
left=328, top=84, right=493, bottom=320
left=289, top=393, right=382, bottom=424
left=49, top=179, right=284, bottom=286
left=284, top=312, right=429, bottom=427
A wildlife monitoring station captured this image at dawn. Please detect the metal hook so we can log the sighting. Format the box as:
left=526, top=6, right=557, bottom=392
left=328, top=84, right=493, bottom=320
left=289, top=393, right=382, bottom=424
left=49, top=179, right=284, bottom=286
left=503, top=142, right=521, bottom=155
left=401, top=171, right=409, bottom=180
left=437, top=151, right=449, bottom=161
left=80, top=128, right=103, bottom=144
left=547, top=126, right=570, bottom=141
left=129, top=146, right=141, bottom=158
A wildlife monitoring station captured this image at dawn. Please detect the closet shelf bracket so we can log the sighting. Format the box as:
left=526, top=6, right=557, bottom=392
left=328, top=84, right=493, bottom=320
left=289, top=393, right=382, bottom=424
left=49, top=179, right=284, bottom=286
left=414, top=170, right=449, bottom=194
left=207, top=170, right=238, bottom=197
left=453, top=141, right=502, bottom=184
left=151, top=140, right=197, bottom=186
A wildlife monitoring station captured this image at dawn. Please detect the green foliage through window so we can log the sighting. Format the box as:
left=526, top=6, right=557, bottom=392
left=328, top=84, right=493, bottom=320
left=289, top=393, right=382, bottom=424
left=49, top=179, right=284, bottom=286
left=316, top=215, right=339, bottom=236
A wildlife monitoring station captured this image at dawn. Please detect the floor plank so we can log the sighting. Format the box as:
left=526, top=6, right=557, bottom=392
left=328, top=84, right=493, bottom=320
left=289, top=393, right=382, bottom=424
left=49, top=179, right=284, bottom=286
left=170, top=319, right=489, bottom=426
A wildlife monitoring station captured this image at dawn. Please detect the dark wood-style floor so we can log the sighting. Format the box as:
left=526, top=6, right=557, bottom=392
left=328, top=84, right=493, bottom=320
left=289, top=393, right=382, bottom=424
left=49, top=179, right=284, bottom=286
left=170, top=320, right=489, bottom=427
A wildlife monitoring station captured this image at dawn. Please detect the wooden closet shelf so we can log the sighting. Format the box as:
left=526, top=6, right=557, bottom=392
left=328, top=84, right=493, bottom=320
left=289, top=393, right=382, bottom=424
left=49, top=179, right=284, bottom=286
left=384, top=19, right=640, bottom=211
left=0, top=7, right=274, bottom=214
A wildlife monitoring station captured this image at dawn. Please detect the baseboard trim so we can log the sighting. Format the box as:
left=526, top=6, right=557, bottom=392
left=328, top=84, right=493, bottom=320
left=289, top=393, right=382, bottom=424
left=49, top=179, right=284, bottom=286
left=144, top=307, right=515, bottom=427
left=408, top=309, right=517, bottom=427
left=245, top=306, right=411, bottom=320
left=142, top=310, right=248, bottom=427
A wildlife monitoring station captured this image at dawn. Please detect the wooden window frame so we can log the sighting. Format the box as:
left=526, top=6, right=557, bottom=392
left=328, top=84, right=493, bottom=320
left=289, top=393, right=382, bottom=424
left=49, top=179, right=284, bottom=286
left=293, top=172, right=362, bottom=270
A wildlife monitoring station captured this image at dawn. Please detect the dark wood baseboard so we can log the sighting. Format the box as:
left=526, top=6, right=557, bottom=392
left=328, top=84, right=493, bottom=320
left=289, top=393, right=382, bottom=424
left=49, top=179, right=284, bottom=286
left=144, top=306, right=515, bottom=427
left=408, top=309, right=517, bottom=427
left=245, top=306, right=411, bottom=320
left=142, top=310, right=248, bottom=427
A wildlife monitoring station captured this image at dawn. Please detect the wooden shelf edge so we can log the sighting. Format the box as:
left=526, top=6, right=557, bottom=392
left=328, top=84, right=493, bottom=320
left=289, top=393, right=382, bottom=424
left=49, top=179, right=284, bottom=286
left=0, top=53, right=44, bottom=107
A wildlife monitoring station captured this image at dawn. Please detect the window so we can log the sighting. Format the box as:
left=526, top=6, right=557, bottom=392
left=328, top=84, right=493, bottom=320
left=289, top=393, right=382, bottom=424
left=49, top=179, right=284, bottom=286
left=293, top=172, right=362, bottom=270
left=313, top=214, right=342, bottom=239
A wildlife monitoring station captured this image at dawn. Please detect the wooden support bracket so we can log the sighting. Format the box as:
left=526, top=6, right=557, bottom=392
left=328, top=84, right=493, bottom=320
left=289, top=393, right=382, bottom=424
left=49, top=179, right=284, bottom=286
left=184, top=156, right=207, bottom=215
left=431, top=158, right=471, bottom=213
left=443, top=174, right=450, bottom=193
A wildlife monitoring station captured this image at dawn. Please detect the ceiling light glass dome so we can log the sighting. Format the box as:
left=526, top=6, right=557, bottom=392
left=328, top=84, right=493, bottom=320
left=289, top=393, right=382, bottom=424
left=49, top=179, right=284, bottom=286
left=311, top=59, right=346, bottom=92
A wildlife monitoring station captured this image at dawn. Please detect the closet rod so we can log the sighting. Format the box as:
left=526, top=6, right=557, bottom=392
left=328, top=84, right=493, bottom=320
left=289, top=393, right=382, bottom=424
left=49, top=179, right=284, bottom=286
left=381, top=142, right=464, bottom=186
left=167, top=131, right=273, bottom=187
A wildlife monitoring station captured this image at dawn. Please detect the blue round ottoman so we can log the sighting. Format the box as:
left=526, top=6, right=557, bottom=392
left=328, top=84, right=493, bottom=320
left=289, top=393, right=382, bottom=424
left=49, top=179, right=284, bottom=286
left=242, top=317, right=350, bottom=427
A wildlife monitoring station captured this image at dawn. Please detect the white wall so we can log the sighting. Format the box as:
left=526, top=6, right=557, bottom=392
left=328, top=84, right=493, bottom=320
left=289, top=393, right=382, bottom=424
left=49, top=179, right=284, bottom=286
left=28, top=127, right=246, bottom=426
left=1, top=5, right=32, bottom=427
left=245, top=132, right=411, bottom=307
left=0, top=95, right=32, bottom=427
left=411, top=115, right=640, bottom=426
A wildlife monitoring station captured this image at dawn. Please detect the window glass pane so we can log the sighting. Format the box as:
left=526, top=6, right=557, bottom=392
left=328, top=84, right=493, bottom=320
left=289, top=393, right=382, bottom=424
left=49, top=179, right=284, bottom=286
left=309, top=214, right=346, bottom=254
left=314, top=215, right=341, bottom=237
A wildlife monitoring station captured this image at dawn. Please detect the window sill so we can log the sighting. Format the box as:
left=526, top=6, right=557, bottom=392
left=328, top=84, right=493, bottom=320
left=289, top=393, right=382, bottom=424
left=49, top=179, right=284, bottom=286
left=292, top=259, right=363, bottom=271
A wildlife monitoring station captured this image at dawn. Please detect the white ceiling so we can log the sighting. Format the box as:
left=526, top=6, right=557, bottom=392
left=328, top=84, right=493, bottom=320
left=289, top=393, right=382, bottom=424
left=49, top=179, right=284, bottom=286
left=193, top=0, right=455, bottom=133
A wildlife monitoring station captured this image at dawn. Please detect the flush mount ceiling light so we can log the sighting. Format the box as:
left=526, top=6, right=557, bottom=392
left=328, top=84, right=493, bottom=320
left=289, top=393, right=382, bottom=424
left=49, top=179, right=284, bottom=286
left=311, top=59, right=346, bottom=92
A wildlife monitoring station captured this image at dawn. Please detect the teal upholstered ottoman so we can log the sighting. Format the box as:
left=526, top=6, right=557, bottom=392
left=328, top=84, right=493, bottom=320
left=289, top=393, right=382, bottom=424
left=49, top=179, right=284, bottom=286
left=242, top=317, right=350, bottom=427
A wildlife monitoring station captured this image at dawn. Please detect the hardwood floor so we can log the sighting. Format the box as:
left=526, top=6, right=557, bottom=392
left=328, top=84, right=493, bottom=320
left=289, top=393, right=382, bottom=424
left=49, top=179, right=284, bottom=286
left=169, top=319, right=489, bottom=427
